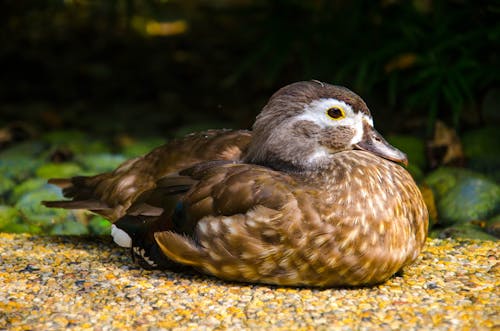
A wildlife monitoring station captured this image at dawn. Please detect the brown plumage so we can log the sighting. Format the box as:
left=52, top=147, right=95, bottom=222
left=44, top=81, right=428, bottom=287
left=44, top=129, right=252, bottom=220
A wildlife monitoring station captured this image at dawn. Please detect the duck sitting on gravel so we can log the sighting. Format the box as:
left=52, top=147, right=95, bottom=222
left=43, top=81, right=428, bottom=287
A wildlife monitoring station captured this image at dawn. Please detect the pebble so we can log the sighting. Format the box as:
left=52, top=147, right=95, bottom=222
left=0, top=234, right=498, bottom=330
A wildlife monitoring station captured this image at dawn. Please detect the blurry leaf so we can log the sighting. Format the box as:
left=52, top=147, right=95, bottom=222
left=88, top=216, right=111, bottom=235
left=36, top=163, right=83, bottom=179
left=384, top=53, right=417, bottom=73
left=0, top=141, right=47, bottom=159
left=387, top=134, right=427, bottom=169
left=76, top=153, right=127, bottom=173
left=427, top=121, right=464, bottom=167
left=0, top=177, right=16, bottom=202
left=41, top=131, right=110, bottom=154
left=120, top=137, right=165, bottom=157
left=462, top=127, right=500, bottom=182
left=0, top=205, right=22, bottom=230
left=40, top=110, right=63, bottom=129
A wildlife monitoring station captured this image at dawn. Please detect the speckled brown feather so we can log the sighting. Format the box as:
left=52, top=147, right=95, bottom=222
left=155, top=151, right=427, bottom=287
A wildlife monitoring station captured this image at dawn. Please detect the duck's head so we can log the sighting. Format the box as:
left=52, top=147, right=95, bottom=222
left=245, top=80, right=407, bottom=171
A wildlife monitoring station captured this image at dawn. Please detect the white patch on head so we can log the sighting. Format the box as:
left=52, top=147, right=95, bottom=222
left=293, top=98, right=374, bottom=146
left=111, top=224, right=132, bottom=248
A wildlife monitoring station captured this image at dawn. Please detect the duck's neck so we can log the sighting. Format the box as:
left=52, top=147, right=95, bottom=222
left=245, top=152, right=309, bottom=174
left=259, top=150, right=388, bottom=188
left=244, top=143, right=336, bottom=174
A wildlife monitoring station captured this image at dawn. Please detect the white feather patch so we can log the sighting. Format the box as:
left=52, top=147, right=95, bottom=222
left=293, top=98, right=373, bottom=145
left=111, top=224, right=132, bottom=248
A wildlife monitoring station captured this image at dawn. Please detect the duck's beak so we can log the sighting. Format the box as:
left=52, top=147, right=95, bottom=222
left=354, top=123, right=408, bottom=166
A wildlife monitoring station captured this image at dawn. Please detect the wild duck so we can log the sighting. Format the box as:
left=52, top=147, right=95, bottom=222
left=44, top=81, right=428, bottom=287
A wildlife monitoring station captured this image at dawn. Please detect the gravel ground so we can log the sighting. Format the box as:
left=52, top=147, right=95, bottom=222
left=0, top=234, right=498, bottom=331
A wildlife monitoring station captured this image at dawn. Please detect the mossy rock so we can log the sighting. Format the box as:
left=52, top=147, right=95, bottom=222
left=429, top=223, right=498, bottom=241
left=462, top=127, right=500, bottom=182
left=36, top=162, right=83, bottom=179
left=425, top=167, right=487, bottom=200
left=88, top=216, right=111, bottom=235
left=426, top=168, right=500, bottom=225
left=76, top=153, right=127, bottom=173
left=9, top=178, right=48, bottom=204
left=386, top=135, right=427, bottom=170
left=50, top=220, right=89, bottom=235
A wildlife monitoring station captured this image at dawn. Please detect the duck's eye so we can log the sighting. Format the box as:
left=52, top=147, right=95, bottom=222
left=326, top=107, right=345, bottom=120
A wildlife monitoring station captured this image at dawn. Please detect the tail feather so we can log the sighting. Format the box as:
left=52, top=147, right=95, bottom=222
left=42, top=199, right=109, bottom=210
left=154, top=231, right=206, bottom=267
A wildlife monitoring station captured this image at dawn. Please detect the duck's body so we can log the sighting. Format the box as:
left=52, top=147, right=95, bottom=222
left=44, top=81, right=428, bottom=287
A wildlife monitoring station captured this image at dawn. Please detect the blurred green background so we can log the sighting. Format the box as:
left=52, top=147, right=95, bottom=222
left=0, top=0, right=499, bottom=239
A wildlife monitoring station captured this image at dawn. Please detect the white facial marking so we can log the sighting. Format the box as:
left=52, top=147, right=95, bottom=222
left=293, top=98, right=374, bottom=146
left=111, top=224, right=132, bottom=248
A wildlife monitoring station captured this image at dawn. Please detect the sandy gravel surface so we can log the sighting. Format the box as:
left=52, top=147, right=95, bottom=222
left=0, top=234, right=498, bottom=330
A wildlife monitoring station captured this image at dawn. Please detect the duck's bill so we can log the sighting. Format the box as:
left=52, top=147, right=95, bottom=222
left=354, top=126, right=408, bottom=166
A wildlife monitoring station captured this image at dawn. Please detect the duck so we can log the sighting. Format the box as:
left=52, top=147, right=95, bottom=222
left=43, top=80, right=428, bottom=287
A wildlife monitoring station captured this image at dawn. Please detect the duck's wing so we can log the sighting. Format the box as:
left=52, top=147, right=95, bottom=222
left=42, top=130, right=252, bottom=221
left=152, top=161, right=320, bottom=282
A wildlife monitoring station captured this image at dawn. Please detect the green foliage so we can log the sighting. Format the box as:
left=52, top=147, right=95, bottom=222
left=0, top=206, right=22, bottom=230
left=0, top=157, right=43, bottom=182
left=121, top=138, right=165, bottom=158
left=0, top=177, right=16, bottom=203
left=462, top=127, right=500, bottom=181
left=1, top=1, right=497, bottom=134
left=386, top=135, right=426, bottom=181
left=220, top=1, right=499, bottom=131
left=88, top=216, right=112, bottom=235
left=75, top=154, right=127, bottom=173
left=36, top=163, right=84, bottom=179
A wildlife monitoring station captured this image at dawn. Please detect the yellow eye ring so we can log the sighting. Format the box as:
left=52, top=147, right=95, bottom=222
left=326, top=106, right=345, bottom=120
